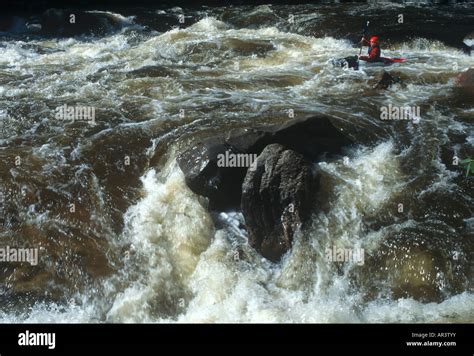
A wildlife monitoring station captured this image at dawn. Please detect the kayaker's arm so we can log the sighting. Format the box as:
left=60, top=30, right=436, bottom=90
left=360, top=37, right=370, bottom=46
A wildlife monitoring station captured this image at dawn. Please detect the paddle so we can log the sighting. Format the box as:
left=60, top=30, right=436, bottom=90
left=357, top=21, right=407, bottom=64
left=359, top=21, right=370, bottom=55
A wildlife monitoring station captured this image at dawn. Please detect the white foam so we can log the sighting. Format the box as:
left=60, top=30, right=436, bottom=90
left=364, top=292, right=474, bottom=323
left=106, top=159, right=214, bottom=322
left=86, top=11, right=135, bottom=26
left=158, top=142, right=446, bottom=323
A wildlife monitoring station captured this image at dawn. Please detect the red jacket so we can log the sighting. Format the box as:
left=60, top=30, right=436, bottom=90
left=359, top=39, right=381, bottom=62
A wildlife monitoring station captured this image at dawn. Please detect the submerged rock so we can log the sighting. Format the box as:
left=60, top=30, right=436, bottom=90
left=456, top=68, right=474, bottom=89
left=372, top=70, right=402, bottom=89
left=225, top=38, right=276, bottom=57
left=351, top=223, right=471, bottom=303
left=455, top=68, right=474, bottom=102
left=241, top=144, right=317, bottom=262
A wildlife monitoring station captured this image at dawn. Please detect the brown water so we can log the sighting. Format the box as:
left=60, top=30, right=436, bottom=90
left=0, top=4, right=472, bottom=322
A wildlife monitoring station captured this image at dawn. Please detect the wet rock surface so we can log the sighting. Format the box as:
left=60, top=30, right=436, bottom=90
left=241, top=144, right=317, bottom=262
left=177, top=116, right=353, bottom=260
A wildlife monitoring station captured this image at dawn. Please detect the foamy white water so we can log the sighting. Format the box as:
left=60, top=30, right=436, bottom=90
left=0, top=6, right=472, bottom=323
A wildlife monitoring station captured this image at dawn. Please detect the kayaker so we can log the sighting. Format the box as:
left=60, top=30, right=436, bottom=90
left=358, top=36, right=382, bottom=62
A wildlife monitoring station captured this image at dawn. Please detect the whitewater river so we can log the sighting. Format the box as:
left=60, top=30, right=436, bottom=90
left=0, top=3, right=472, bottom=322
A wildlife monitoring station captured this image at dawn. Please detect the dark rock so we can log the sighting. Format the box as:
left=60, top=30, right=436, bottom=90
left=40, top=9, right=126, bottom=37
left=241, top=144, right=317, bottom=262
left=456, top=68, right=474, bottom=88
left=331, top=55, right=359, bottom=70
left=176, top=140, right=248, bottom=211
left=342, top=9, right=473, bottom=51
left=0, top=16, right=14, bottom=32
left=455, top=68, right=474, bottom=102
left=177, top=116, right=353, bottom=211
left=372, top=70, right=402, bottom=89
left=463, top=32, right=473, bottom=55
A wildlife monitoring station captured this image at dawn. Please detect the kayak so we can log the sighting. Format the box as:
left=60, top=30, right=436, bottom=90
left=359, top=57, right=406, bottom=68
left=379, top=57, right=406, bottom=64
left=358, top=57, right=407, bottom=67
left=331, top=55, right=406, bottom=70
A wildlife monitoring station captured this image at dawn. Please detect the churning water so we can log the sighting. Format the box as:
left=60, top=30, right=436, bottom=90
left=0, top=4, right=472, bottom=322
